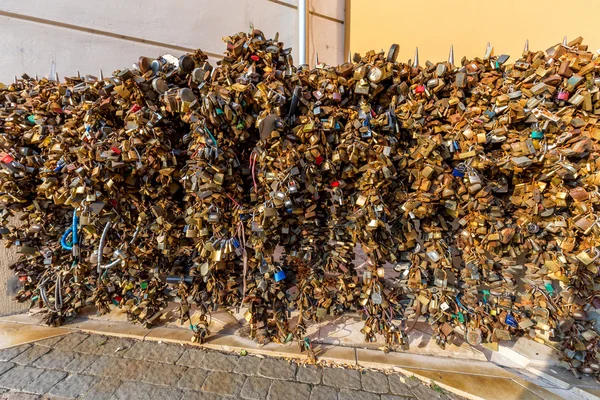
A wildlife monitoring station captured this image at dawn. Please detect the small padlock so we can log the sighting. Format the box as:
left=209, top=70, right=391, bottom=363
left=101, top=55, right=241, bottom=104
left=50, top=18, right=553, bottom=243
left=207, top=212, right=220, bottom=224
left=257, top=279, right=268, bottom=291
left=466, top=328, right=482, bottom=345
left=452, top=166, right=465, bottom=178
left=557, top=91, right=570, bottom=101
left=275, top=191, right=286, bottom=201
left=467, top=171, right=481, bottom=184
left=505, top=312, right=518, bottom=328
left=371, top=285, right=383, bottom=304
left=274, top=268, right=286, bottom=282
left=288, top=180, right=298, bottom=194
left=79, top=211, right=91, bottom=225
left=531, top=130, right=544, bottom=140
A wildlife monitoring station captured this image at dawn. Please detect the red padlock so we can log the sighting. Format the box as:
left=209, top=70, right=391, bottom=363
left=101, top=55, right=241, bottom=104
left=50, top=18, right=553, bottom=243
left=557, top=91, right=569, bottom=101
left=415, top=85, right=425, bottom=94
left=0, top=153, right=14, bottom=164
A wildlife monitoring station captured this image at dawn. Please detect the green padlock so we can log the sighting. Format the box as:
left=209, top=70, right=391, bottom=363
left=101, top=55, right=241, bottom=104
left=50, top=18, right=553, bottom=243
left=531, top=131, right=544, bottom=140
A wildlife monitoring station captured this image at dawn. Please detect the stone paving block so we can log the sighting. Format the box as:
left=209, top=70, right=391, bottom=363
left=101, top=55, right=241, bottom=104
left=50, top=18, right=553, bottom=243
left=0, top=365, right=44, bottom=390
left=234, top=356, right=262, bottom=375
left=181, top=391, right=224, bottom=400
left=176, top=367, right=209, bottom=391
left=403, top=376, right=422, bottom=390
left=0, top=393, right=40, bottom=400
left=0, top=388, right=6, bottom=395
left=123, top=341, right=184, bottom=364
left=198, top=351, right=238, bottom=372
left=322, top=367, right=361, bottom=390
left=338, top=389, right=381, bottom=400
left=53, top=333, right=89, bottom=351
left=268, top=380, right=311, bottom=400
left=141, top=363, right=186, bottom=386
left=82, top=377, right=123, bottom=400
left=258, top=358, right=296, bottom=380
left=240, top=376, right=272, bottom=399
left=296, top=365, right=321, bottom=384
left=73, top=335, right=135, bottom=357
left=48, top=374, right=97, bottom=399
left=0, top=345, right=31, bottom=362
left=62, top=353, right=99, bottom=374
left=112, top=381, right=157, bottom=400
left=0, top=363, right=15, bottom=377
left=201, top=371, right=246, bottom=397
left=72, top=335, right=111, bottom=354
left=121, top=359, right=153, bottom=381
left=389, top=375, right=415, bottom=397
left=382, top=395, right=415, bottom=400
left=21, top=370, right=67, bottom=394
left=85, top=356, right=150, bottom=381
left=150, top=386, right=183, bottom=400
left=83, top=355, right=130, bottom=378
left=98, top=337, right=135, bottom=357
left=10, top=346, right=50, bottom=366
left=410, top=384, right=448, bottom=400
left=33, top=349, right=76, bottom=370
left=176, top=348, right=206, bottom=368
left=34, top=336, right=66, bottom=347
left=309, top=385, right=338, bottom=400
left=361, top=370, right=390, bottom=394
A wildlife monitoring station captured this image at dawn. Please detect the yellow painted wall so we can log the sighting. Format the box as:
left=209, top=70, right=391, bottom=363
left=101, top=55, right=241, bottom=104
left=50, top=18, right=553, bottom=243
left=349, top=0, right=600, bottom=64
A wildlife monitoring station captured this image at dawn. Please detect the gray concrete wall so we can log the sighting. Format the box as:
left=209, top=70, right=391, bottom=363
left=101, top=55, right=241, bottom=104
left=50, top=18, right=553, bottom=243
left=0, top=0, right=345, bottom=315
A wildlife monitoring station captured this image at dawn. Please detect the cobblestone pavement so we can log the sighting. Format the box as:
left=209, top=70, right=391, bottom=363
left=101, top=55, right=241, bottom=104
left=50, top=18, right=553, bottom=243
left=0, top=332, right=463, bottom=400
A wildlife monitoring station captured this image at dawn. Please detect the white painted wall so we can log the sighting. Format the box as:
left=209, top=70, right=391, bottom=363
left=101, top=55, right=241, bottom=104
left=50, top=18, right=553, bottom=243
left=0, top=0, right=345, bottom=83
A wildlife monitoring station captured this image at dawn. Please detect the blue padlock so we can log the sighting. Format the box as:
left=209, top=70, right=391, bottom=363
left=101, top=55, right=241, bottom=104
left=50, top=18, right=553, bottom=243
left=484, top=110, right=496, bottom=119
left=505, top=313, right=518, bottom=328
left=452, top=168, right=465, bottom=178
left=274, top=269, right=286, bottom=282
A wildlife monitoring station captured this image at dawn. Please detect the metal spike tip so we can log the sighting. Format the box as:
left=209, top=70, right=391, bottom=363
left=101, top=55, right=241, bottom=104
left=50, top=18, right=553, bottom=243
left=348, top=51, right=351, bottom=63
left=412, top=47, right=419, bottom=68
left=484, top=42, right=493, bottom=59
left=524, top=39, right=529, bottom=54
left=448, top=44, right=454, bottom=66
left=316, top=52, right=319, bottom=67
left=563, top=36, right=568, bottom=46
left=55, top=72, right=59, bottom=82
left=77, top=71, right=81, bottom=78
left=99, top=69, right=104, bottom=80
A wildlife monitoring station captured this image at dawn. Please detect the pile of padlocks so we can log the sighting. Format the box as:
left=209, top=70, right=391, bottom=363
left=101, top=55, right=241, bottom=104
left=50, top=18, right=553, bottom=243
left=1, top=31, right=599, bottom=377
